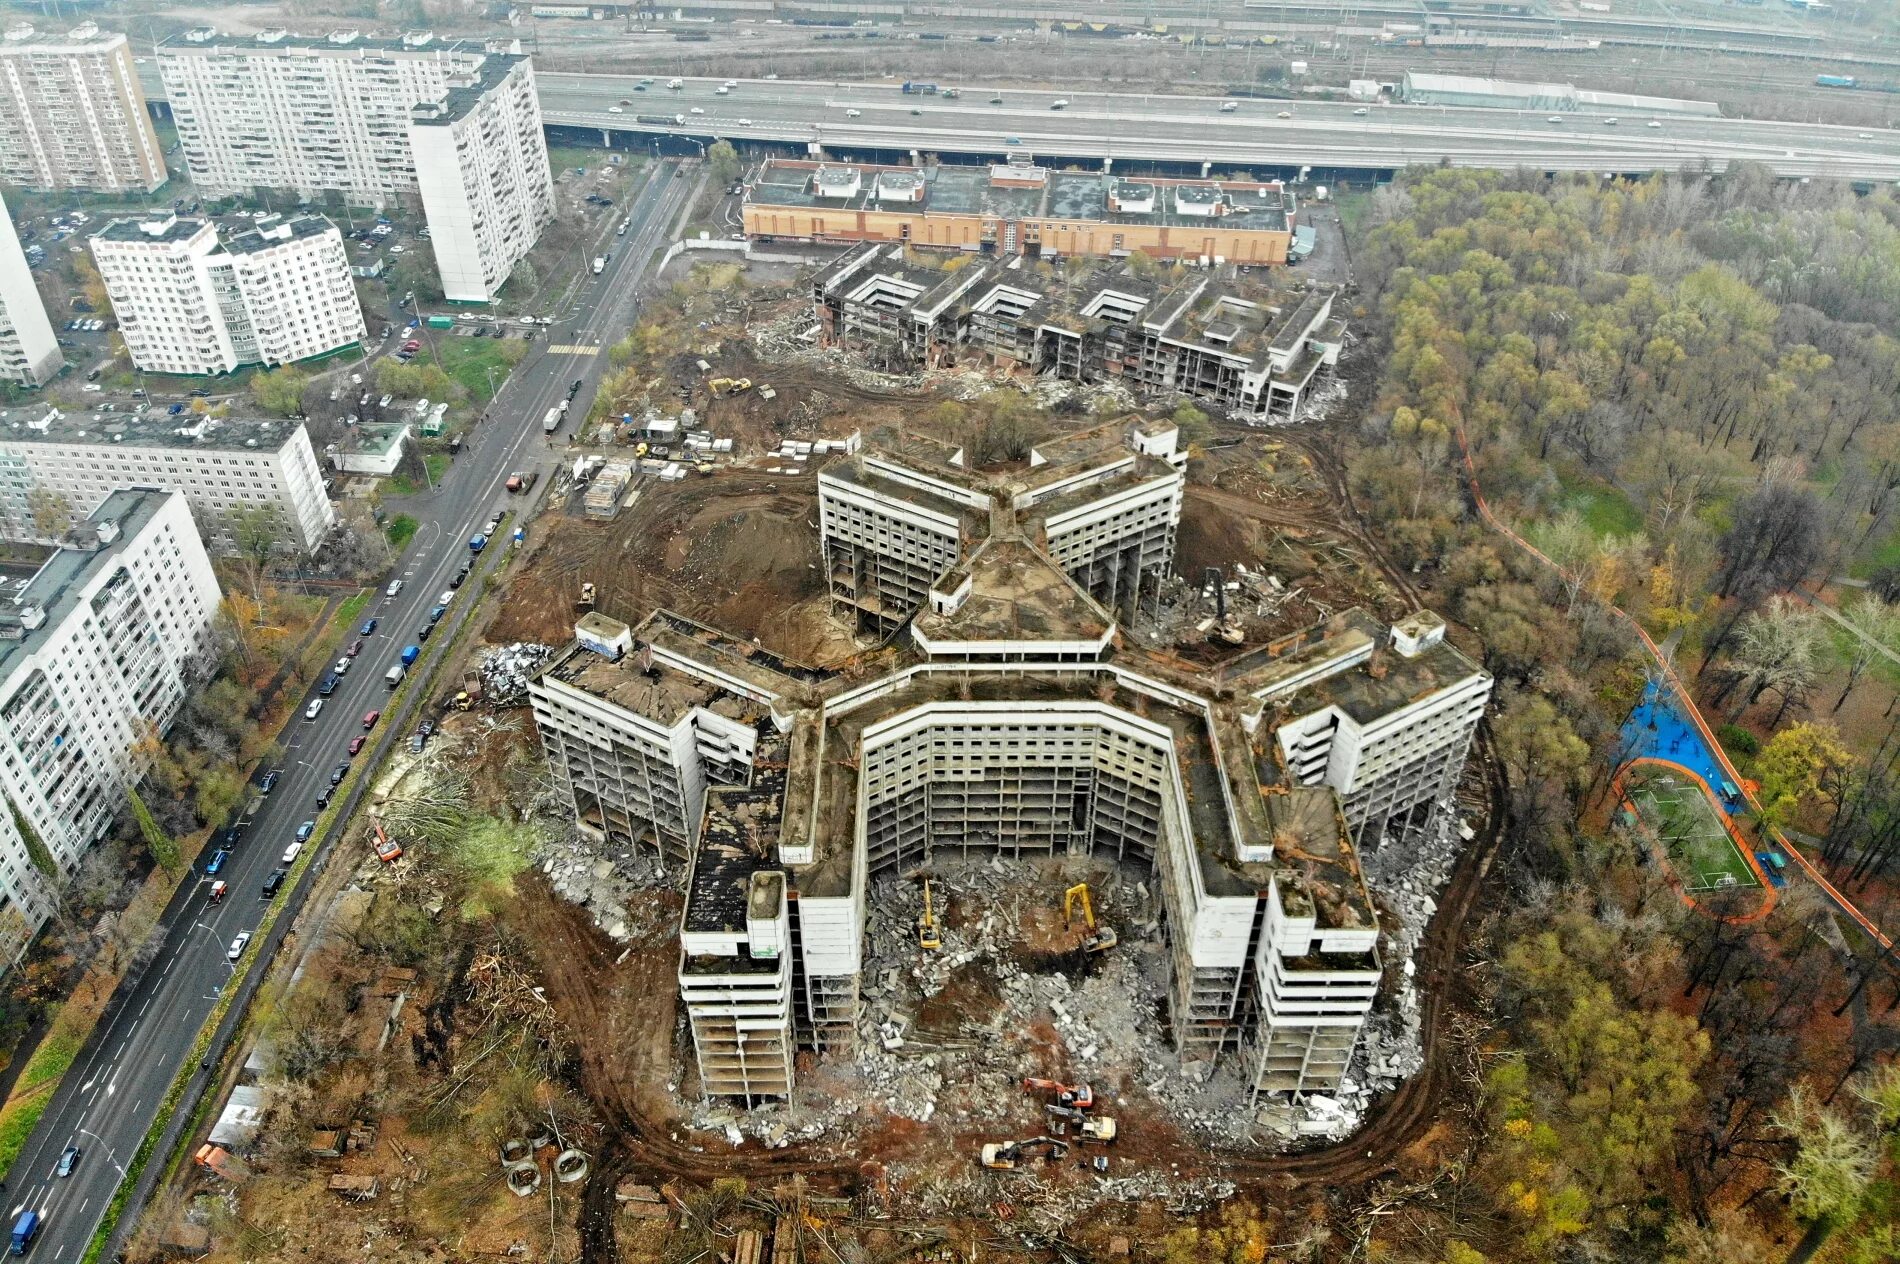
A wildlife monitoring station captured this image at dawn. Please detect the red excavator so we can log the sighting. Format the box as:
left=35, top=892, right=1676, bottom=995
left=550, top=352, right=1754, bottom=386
left=1023, top=1077, right=1094, bottom=1111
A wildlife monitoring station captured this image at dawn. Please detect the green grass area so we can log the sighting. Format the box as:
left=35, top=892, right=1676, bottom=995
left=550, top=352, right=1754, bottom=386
left=1558, top=470, right=1644, bottom=539
left=385, top=514, right=419, bottom=548
left=1850, top=525, right=1900, bottom=580
left=0, top=1002, right=90, bottom=1177
left=429, top=336, right=524, bottom=404
left=1627, top=765, right=1759, bottom=892
left=425, top=453, right=451, bottom=484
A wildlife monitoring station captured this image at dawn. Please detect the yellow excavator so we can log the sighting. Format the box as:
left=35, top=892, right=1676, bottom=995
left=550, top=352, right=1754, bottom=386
left=708, top=376, right=752, bottom=398
left=1063, top=883, right=1117, bottom=954
left=979, top=1136, right=1068, bottom=1171
left=917, top=878, right=941, bottom=950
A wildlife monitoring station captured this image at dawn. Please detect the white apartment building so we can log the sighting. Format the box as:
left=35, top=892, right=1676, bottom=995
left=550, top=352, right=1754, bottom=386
left=530, top=524, right=1485, bottom=1108
left=0, top=488, right=222, bottom=970
left=411, top=56, right=554, bottom=301
left=91, top=212, right=365, bottom=377
left=0, top=413, right=335, bottom=554
left=0, top=22, right=165, bottom=193
left=0, top=190, right=59, bottom=387
left=158, top=29, right=554, bottom=299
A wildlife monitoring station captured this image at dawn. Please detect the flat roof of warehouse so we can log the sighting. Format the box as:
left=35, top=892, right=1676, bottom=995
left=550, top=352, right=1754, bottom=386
left=751, top=160, right=1290, bottom=232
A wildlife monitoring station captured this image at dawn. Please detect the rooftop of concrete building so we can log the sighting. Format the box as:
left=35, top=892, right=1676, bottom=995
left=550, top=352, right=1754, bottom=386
left=0, top=488, right=174, bottom=684
left=847, top=417, right=1161, bottom=502
left=1258, top=783, right=1373, bottom=930
left=0, top=408, right=305, bottom=454
left=537, top=631, right=766, bottom=729
left=412, top=51, right=526, bottom=127
left=0, top=21, right=126, bottom=51
left=640, top=608, right=831, bottom=693
left=752, top=159, right=1291, bottom=233
left=683, top=749, right=789, bottom=942
left=1225, top=607, right=1487, bottom=729
left=911, top=536, right=1113, bottom=647
left=93, top=211, right=340, bottom=251
left=158, top=27, right=487, bottom=57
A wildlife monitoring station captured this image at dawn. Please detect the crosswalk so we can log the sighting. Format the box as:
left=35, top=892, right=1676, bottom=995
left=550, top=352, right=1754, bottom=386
left=546, top=344, right=600, bottom=356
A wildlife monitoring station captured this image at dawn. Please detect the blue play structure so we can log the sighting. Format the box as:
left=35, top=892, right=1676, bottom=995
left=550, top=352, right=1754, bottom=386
left=1623, top=683, right=1748, bottom=816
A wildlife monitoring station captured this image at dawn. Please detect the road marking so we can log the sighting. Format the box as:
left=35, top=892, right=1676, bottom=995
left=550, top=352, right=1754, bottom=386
left=545, top=344, right=599, bottom=356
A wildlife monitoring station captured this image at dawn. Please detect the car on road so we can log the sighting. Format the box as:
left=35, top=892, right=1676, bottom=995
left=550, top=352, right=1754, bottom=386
left=429, top=604, right=446, bottom=624
left=608, top=105, right=624, bottom=113
left=1603, top=116, right=1619, bottom=126
left=296, top=820, right=316, bottom=842
left=349, top=735, right=367, bottom=755
left=304, top=699, right=325, bottom=720
left=57, top=1146, right=81, bottom=1177
left=689, top=106, right=706, bottom=115
left=318, top=672, right=338, bottom=696
left=347, top=638, right=364, bottom=657
left=450, top=564, right=470, bottom=589
left=206, top=849, right=231, bottom=875
left=259, top=769, right=279, bottom=794
left=329, top=762, right=349, bottom=786
left=334, top=657, right=351, bottom=676
left=315, top=784, right=334, bottom=808
left=1649, top=120, right=1665, bottom=128
left=416, top=622, right=433, bottom=641
left=1276, top=111, right=1291, bottom=119
left=362, top=709, right=381, bottom=730
left=385, top=580, right=403, bottom=598
left=379, top=394, right=392, bottom=408
left=361, top=617, right=379, bottom=636
left=1353, top=107, right=1369, bottom=116
left=845, top=108, right=861, bottom=118
left=437, top=590, right=455, bottom=606
left=1547, top=115, right=1563, bottom=124
left=262, top=869, right=287, bottom=898
left=226, top=931, right=252, bottom=961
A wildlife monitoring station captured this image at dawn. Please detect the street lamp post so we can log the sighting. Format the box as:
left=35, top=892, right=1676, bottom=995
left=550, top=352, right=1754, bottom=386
left=72, top=1129, right=127, bottom=1179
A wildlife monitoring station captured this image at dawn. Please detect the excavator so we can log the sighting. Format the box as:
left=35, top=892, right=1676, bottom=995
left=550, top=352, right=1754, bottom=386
left=1062, top=883, right=1118, bottom=954
left=577, top=582, right=597, bottom=610
left=979, top=1137, right=1069, bottom=1171
left=1204, top=566, right=1244, bottom=646
left=1023, top=1077, right=1095, bottom=1111
left=1045, top=1106, right=1119, bottom=1144
left=917, top=878, right=941, bottom=951
left=708, top=377, right=753, bottom=398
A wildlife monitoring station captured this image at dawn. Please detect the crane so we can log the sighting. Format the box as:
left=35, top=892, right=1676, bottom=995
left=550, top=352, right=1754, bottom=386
left=917, top=878, right=941, bottom=951
left=1062, top=883, right=1118, bottom=953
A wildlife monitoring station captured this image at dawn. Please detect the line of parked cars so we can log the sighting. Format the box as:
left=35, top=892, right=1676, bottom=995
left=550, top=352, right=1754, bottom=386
left=63, top=318, right=107, bottom=332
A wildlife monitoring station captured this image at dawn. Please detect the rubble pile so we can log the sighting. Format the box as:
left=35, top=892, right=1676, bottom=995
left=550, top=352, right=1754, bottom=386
left=479, top=643, right=553, bottom=707
left=532, top=824, right=674, bottom=945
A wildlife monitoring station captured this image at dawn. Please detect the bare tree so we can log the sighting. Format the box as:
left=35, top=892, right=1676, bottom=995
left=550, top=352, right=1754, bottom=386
left=1833, top=592, right=1900, bottom=712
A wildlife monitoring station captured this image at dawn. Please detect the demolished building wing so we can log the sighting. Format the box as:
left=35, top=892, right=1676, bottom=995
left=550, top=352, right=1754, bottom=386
left=813, top=243, right=1346, bottom=421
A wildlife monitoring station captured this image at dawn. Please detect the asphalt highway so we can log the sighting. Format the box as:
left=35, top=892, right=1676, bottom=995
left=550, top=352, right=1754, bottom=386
left=2, top=158, right=694, bottom=1264
left=537, top=73, right=1900, bottom=181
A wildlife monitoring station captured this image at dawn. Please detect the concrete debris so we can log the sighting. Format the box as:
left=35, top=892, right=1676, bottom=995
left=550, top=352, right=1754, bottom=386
left=480, top=643, right=554, bottom=707
left=532, top=818, right=676, bottom=944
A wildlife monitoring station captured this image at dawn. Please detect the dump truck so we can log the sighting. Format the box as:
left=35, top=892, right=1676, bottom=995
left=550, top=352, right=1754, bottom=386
left=979, top=1137, right=1068, bottom=1170
left=194, top=1144, right=252, bottom=1183
left=505, top=470, right=535, bottom=493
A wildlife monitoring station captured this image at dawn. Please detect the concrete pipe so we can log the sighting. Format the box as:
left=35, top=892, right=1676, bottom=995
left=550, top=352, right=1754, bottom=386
left=528, top=1129, right=556, bottom=1151
left=499, top=1139, right=532, bottom=1168
left=507, top=1164, right=542, bottom=1197
left=553, top=1149, right=590, bottom=1184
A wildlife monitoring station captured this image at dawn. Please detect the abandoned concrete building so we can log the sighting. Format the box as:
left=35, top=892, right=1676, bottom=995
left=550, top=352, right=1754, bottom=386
left=812, top=242, right=1346, bottom=422
left=526, top=449, right=1492, bottom=1108
left=819, top=419, right=1186, bottom=637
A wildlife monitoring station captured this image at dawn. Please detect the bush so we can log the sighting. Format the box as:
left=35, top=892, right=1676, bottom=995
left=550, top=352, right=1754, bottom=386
left=1715, top=723, right=1760, bottom=758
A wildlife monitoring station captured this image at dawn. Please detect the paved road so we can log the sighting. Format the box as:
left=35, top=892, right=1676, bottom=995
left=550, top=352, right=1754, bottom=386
left=1, top=158, right=694, bottom=1264
left=534, top=74, right=1900, bottom=180
left=130, top=60, right=1900, bottom=180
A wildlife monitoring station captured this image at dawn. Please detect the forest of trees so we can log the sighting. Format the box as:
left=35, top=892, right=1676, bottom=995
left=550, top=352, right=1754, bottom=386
left=1342, top=166, right=1900, bottom=1262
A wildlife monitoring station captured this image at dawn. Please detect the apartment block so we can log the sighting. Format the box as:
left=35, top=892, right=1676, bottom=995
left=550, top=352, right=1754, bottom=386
left=747, top=158, right=1295, bottom=264
left=411, top=55, right=554, bottom=302
left=815, top=242, right=1347, bottom=422
left=0, top=190, right=59, bottom=387
left=157, top=29, right=553, bottom=297
left=1235, top=609, right=1493, bottom=848
left=530, top=485, right=1489, bottom=1108
left=0, top=22, right=165, bottom=194
left=91, top=211, right=365, bottom=377
left=818, top=420, right=1184, bottom=637
left=0, top=489, right=222, bottom=970
left=0, top=413, right=335, bottom=554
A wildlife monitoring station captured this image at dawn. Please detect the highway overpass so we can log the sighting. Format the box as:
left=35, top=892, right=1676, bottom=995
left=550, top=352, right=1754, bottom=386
left=135, top=63, right=1900, bottom=182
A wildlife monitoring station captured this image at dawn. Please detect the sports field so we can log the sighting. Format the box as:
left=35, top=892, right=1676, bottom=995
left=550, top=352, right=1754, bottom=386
left=1625, top=764, right=1759, bottom=892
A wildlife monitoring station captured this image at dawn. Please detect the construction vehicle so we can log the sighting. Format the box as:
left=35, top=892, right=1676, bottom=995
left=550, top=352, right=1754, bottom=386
left=979, top=1137, right=1068, bottom=1170
left=578, top=582, right=597, bottom=609
left=1046, top=1105, right=1118, bottom=1143
left=694, top=460, right=716, bottom=476
left=194, top=1144, right=253, bottom=1183
left=708, top=376, right=752, bottom=398
left=451, top=670, right=483, bottom=712
left=1023, top=1077, right=1094, bottom=1110
left=917, top=878, right=941, bottom=950
left=1062, top=883, right=1118, bottom=953
left=1204, top=566, right=1244, bottom=645
left=369, top=818, right=402, bottom=863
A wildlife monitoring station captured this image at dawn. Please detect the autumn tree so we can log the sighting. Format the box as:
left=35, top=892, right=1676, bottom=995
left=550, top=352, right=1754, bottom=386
left=249, top=364, right=310, bottom=416
left=1755, top=721, right=1851, bottom=829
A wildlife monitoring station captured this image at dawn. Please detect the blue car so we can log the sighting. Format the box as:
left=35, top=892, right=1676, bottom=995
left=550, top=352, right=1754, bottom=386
left=295, top=820, right=315, bottom=842
left=168, top=402, right=185, bottom=415
left=205, top=849, right=231, bottom=875
left=360, top=618, right=378, bottom=636
left=428, top=604, right=446, bottom=624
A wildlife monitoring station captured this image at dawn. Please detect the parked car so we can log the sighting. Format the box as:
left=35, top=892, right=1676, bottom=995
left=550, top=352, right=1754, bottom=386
left=329, top=762, right=349, bottom=786
left=315, top=786, right=334, bottom=809
left=259, top=770, right=279, bottom=794
left=362, top=710, right=381, bottom=730
left=334, top=656, right=351, bottom=676
left=226, top=931, right=252, bottom=961
left=296, top=820, right=316, bottom=842
left=262, top=869, right=287, bottom=898
left=385, top=580, right=403, bottom=598
left=205, top=849, right=230, bottom=875
left=318, top=672, right=338, bottom=696
left=304, top=699, right=324, bottom=720
left=347, top=638, right=364, bottom=657
left=360, top=617, right=379, bottom=636
left=349, top=735, right=366, bottom=755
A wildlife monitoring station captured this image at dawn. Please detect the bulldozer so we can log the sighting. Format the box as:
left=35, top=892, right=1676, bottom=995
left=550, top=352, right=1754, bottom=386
left=917, top=878, right=941, bottom=951
left=1062, top=883, right=1118, bottom=953
left=708, top=377, right=752, bottom=398
left=1046, top=1106, right=1119, bottom=1144
left=979, top=1136, right=1069, bottom=1171
left=451, top=670, right=483, bottom=712
left=577, top=581, right=597, bottom=610
left=1023, top=1077, right=1094, bottom=1111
